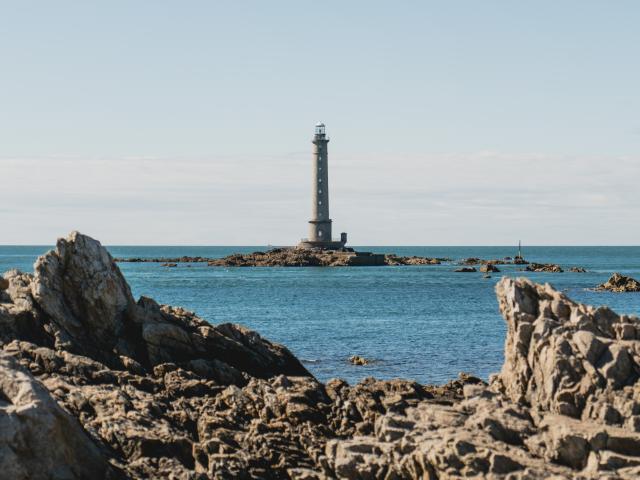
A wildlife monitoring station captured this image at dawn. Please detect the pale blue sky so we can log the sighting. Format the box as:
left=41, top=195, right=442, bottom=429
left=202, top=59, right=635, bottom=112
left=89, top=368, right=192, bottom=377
left=1, top=2, right=639, bottom=244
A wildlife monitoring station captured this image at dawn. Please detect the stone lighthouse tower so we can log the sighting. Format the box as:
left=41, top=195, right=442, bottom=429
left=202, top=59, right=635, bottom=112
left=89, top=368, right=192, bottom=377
left=299, top=123, right=347, bottom=250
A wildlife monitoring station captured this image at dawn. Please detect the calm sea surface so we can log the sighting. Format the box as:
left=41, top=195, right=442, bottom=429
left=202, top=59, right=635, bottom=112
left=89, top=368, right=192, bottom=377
left=2, top=245, right=640, bottom=385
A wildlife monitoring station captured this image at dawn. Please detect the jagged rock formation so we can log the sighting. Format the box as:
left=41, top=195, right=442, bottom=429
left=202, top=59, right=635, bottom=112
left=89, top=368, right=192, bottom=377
left=3, top=232, right=640, bottom=478
left=0, top=353, right=119, bottom=479
left=326, top=278, right=640, bottom=478
left=597, top=273, right=640, bottom=292
left=525, top=262, right=564, bottom=273
left=570, top=266, right=588, bottom=273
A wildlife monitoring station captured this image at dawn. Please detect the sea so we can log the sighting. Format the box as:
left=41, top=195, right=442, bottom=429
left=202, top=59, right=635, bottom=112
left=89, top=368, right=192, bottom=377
left=2, top=245, right=639, bottom=386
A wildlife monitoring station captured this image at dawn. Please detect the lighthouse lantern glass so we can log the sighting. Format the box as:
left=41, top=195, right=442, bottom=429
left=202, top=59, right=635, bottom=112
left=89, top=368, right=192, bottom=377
left=315, top=123, right=325, bottom=135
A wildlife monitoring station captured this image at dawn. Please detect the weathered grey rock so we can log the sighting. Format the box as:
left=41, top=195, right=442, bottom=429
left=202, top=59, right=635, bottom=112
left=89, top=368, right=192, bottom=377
left=31, top=231, right=136, bottom=362
left=0, top=352, right=118, bottom=479
left=492, top=277, right=640, bottom=419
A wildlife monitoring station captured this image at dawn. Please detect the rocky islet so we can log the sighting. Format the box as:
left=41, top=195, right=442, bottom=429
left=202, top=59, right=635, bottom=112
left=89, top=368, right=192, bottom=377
left=597, top=273, right=640, bottom=292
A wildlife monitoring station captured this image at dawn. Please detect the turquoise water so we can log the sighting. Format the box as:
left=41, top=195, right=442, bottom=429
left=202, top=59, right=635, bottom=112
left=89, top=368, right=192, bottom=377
left=2, top=245, right=640, bottom=384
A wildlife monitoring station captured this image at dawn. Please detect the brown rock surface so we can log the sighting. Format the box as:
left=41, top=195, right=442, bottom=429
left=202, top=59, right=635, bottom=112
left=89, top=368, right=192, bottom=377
left=597, top=273, right=640, bottom=292
left=207, top=248, right=444, bottom=267
left=0, top=352, right=120, bottom=479
left=525, top=262, right=564, bottom=272
left=480, top=264, right=501, bottom=273
left=349, top=355, right=369, bottom=366
left=3, top=232, right=640, bottom=478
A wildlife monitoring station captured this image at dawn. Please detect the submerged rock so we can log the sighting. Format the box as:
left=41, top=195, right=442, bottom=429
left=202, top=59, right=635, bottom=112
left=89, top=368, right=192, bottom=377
left=569, top=266, right=588, bottom=273
left=597, top=273, right=640, bottom=292
left=3, top=231, right=640, bottom=478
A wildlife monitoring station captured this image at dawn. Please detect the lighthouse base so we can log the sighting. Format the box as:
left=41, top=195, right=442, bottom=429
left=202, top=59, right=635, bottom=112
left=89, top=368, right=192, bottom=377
left=296, top=239, right=347, bottom=251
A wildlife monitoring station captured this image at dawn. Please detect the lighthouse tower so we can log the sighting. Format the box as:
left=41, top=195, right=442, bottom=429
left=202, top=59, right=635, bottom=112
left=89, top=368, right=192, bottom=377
left=299, top=123, right=347, bottom=250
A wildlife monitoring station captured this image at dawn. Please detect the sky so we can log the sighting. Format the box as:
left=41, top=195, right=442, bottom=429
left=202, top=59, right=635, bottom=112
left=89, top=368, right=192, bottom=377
left=1, top=1, right=639, bottom=245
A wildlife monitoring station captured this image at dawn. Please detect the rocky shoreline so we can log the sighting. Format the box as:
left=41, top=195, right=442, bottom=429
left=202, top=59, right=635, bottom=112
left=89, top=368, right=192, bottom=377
left=3, top=232, right=640, bottom=478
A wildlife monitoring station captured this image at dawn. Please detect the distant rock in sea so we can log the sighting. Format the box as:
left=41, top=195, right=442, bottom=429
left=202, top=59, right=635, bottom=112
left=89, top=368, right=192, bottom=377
left=461, top=257, right=529, bottom=266
left=569, top=266, right=588, bottom=273
left=480, top=263, right=500, bottom=273
left=525, top=262, right=564, bottom=273
left=597, top=272, right=640, bottom=292
left=349, top=355, right=370, bottom=366
left=207, top=248, right=446, bottom=267
left=3, top=232, right=640, bottom=478
left=455, top=266, right=477, bottom=272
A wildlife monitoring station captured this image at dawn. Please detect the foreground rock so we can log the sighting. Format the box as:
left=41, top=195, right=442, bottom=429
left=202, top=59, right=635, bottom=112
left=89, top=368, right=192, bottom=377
left=329, top=278, right=640, bottom=478
left=0, top=353, right=119, bottom=479
left=3, top=232, right=640, bottom=478
left=597, top=273, right=640, bottom=292
left=525, top=262, right=564, bottom=273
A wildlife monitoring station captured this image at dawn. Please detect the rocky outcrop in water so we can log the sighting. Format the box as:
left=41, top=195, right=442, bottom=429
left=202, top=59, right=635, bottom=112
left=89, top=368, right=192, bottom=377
left=207, top=249, right=443, bottom=267
left=383, top=254, right=445, bottom=266
left=525, top=262, right=564, bottom=273
left=349, top=355, right=370, bottom=366
left=3, top=232, right=640, bottom=478
left=455, top=267, right=477, bottom=272
left=480, top=264, right=500, bottom=273
left=461, top=257, right=529, bottom=266
left=597, top=273, right=640, bottom=292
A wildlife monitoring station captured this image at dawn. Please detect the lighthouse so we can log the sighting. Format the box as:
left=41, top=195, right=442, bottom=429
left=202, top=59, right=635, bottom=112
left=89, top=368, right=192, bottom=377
left=298, top=123, right=347, bottom=250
